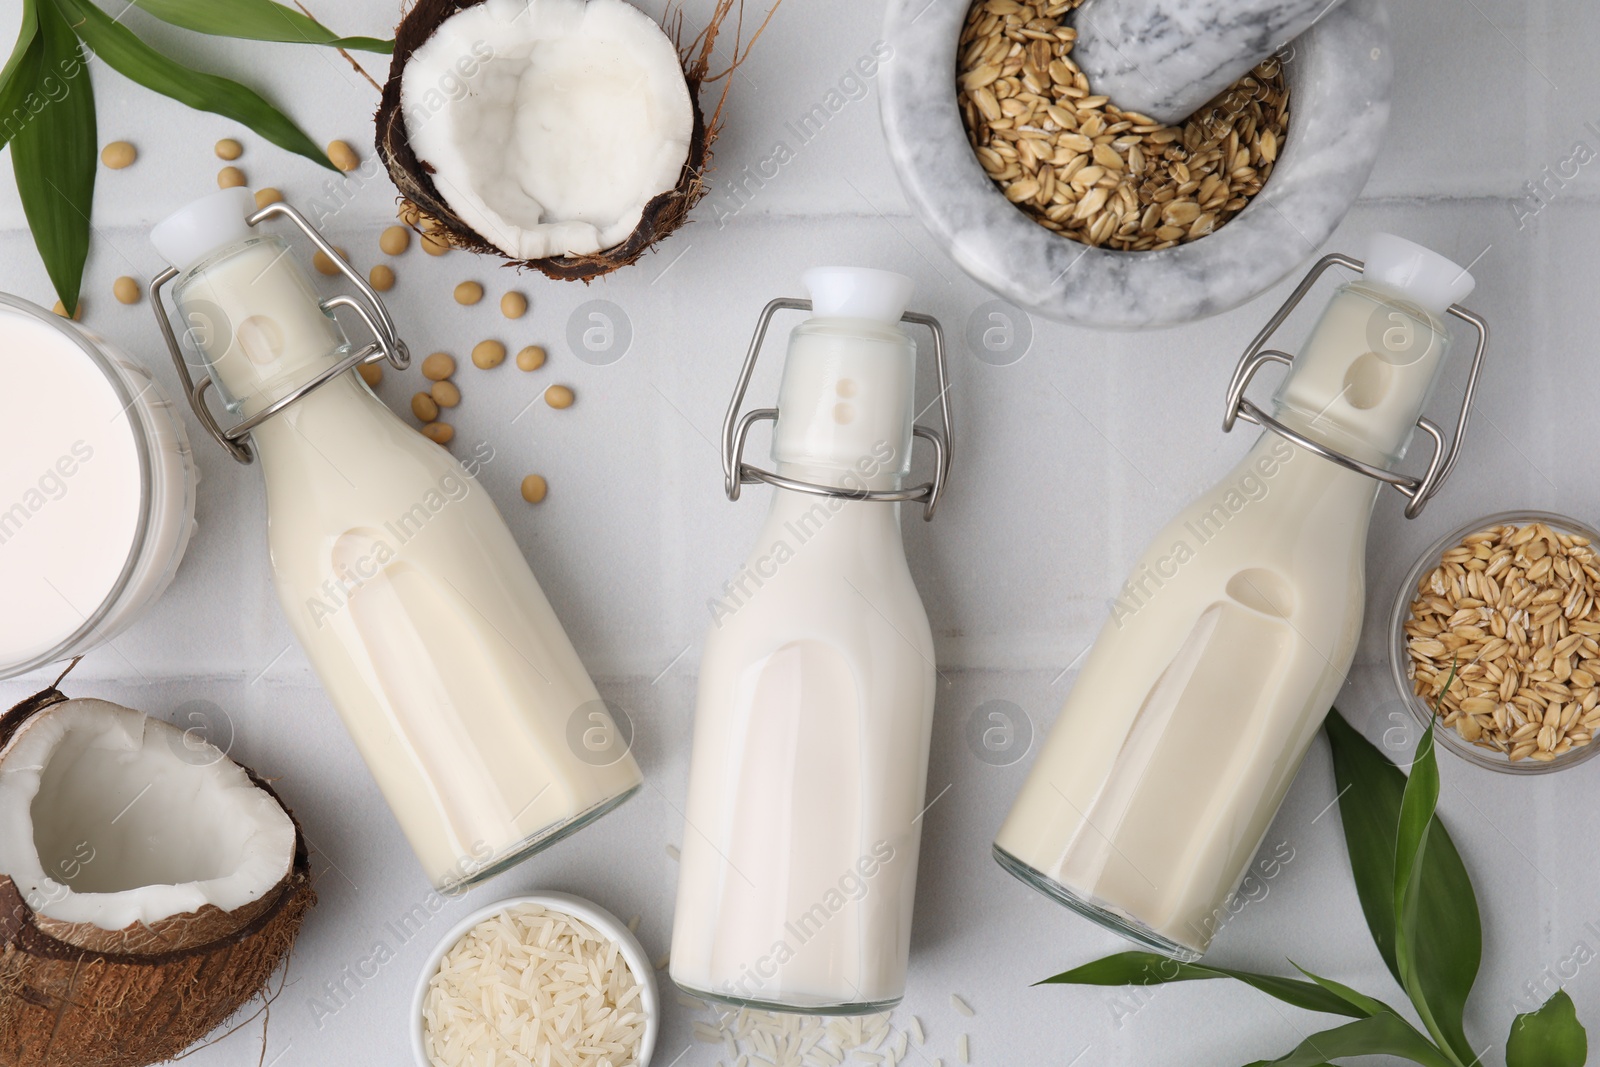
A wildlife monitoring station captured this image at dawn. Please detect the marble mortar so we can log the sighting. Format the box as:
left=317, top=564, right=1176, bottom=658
left=879, top=0, right=1392, bottom=330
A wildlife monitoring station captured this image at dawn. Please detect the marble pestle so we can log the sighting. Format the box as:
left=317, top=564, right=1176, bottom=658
left=1070, top=0, right=1344, bottom=124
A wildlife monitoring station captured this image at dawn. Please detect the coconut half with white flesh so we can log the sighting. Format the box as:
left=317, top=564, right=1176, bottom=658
left=0, top=691, right=314, bottom=1067
left=377, top=0, right=740, bottom=281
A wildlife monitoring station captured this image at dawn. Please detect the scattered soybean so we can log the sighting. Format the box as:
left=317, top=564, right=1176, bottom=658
left=472, top=340, right=507, bottom=369
left=100, top=141, right=136, bottom=169
left=422, top=352, right=457, bottom=381
left=516, top=345, right=547, bottom=372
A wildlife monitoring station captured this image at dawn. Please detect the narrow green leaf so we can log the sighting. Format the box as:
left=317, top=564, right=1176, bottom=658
left=0, top=0, right=40, bottom=106
left=11, top=0, right=95, bottom=310
left=1240, top=1013, right=1459, bottom=1067
left=1506, top=989, right=1587, bottom=1067
left=129, top=0, right=392, bottom=53
left=1393, top=716, right=1440, bottom=934
left=0, top=0, right=43, bottom=155
left=1324, top=709, right=1481, bottom=1065
left=51, top=0, right=335, bottom=169
left=1289, top=962, right=1400, bottom=1020
left=1324, top=710, right=1405, bottom=980
left=1040, top=951, right=1367, bottom=1019
left=1389, top=673, right=1479, bottom=1066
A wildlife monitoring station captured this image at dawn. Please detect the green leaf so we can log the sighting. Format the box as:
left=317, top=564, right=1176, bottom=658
left=1324, top=709, right=1481, bottom=1065
left=51, top=0, right=335, bottom=169
left=11, top=0, right=95, bottom=310
left=0, top=0, right=42, bottom=154
left=1393, top=716, right=1477, bottom=1065
left=1506, top=990, right=1587, bottom=1067
left=1325, top=709, right=1406, bottom=980
left=1290, top=962, right=1400, bottom=1019
left=128, top=0, right=392, bottom=53
left=1240, top=1013, right=1459, bottom=1067
left=1040, top=951, right=1367, bottom=1019
left=1393, top=716, right=1440, bottom=937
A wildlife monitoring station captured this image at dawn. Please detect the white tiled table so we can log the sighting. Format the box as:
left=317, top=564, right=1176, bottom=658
left=0, top=1, right=1595, bottom=1064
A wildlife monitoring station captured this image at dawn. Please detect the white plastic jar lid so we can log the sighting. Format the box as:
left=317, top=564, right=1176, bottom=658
left=0, top=298, right=147, bottom=670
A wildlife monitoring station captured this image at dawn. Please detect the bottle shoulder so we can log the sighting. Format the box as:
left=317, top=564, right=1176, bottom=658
left=253, top=380, right=489, bottom=525
left=705, top=502, right=931, bottom=656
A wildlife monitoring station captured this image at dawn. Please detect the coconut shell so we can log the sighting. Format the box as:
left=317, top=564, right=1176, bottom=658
left=374, top=0, right=716, bottom=282
left=0, top=689, right=65, bottom=751
left=0, top=691, right=315, bottom=1067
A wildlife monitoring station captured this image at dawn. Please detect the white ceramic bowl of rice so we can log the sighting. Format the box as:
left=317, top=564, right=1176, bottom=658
left=412, top=892, right=659, bottom=1067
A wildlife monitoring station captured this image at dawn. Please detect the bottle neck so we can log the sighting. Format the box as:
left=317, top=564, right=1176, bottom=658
left=1269, top=281, right=1452, bottom=470
left=172, top=235, right=350, bottom=419
left=248, top=371, right=380, bottom=458
left=770, top=318, right=916, bottom=493
left=1248, top=426, right=1379, bottom=495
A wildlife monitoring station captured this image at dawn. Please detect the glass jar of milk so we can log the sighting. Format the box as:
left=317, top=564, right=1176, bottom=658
left=0, top=294, right=197, bottom=679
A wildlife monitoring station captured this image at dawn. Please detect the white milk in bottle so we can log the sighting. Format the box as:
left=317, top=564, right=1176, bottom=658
left=670, top=268, right=944, bottom=1013
left=996, top=234, right=1484, bottom=959
left=150, top=190, right=641, bottom=891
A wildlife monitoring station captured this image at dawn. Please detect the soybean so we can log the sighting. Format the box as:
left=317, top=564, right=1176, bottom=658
left=545, top=385, right=575, bottom=409
left=380, top=226, right=411, bottom=256
left=454, top=281, right=484, bottom=306
left=255, top=188, right=284, bottom=209
left=313, top=247, right=348, bottom=276
left=431, top=380, right=461, bottom=408
left=421, top=352, right=456, bottom=381
left=214, top=138, right=243, bottom=161
left=516, top=345, right=547, bottom=372
left=472, top=340, right=507, bottom=369
left=112, top=276, right=141, bottom=305
left=368, top=264, right=396, bottom=292
left=327, top=140, right=360, bottom=172
left=358, top=362, right=383, bottom=387
left=412, top=392, right=440, bottom=422
left=421, top=422, right=454, bottom=445
left=500, top=292, right=528, bottom=319
left=520, top=475, right=548, bottom=504
left=217, top=166, right=247, bottom=189
left=100, top=141, right=136, bottom=169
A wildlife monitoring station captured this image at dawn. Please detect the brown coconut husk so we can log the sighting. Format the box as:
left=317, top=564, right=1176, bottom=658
left=374, top=0, right=778, bottom=281
left=0, top=690, right=316, bottom=1067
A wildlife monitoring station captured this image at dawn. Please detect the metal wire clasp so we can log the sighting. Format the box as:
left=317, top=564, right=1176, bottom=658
left=1221, top=252, right=1490, bottom=520
left=148, top=201, right=412, bottom=464
left=722, top=298, right=954, bottom=521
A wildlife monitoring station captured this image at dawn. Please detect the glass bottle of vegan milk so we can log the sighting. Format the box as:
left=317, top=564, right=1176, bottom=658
left=995, top=234, right=1491, bottom=960
left=670, top=268, right=953, bottom=1014
left=149, top=189, right=641, bottom=892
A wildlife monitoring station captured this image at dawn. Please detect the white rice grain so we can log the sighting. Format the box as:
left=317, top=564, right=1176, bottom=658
left=421, top=904, right=645, bottom=1067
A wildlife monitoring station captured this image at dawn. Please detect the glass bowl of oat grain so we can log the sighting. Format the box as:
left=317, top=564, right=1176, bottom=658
left=1390, top=510, right=1600, bottom=775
